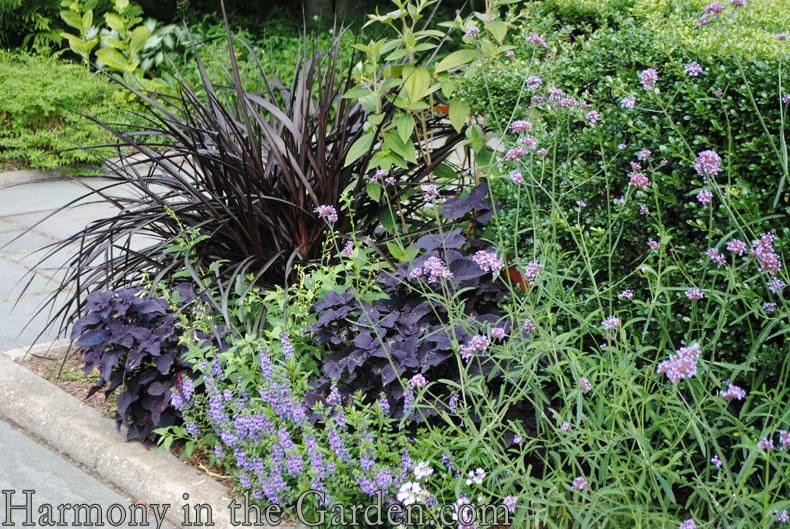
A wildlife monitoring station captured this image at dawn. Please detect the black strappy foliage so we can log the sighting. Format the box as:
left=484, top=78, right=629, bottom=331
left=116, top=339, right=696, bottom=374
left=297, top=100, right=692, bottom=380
left=32, top=9, right=465, bottom=337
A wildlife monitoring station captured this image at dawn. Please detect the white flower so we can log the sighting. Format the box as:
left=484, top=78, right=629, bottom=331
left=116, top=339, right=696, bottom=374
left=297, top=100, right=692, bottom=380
left=414, top=461, right=433, bottom=480
left=397, top=481, right=423, bottom=506
left=465, top=467, right=486, bottom=486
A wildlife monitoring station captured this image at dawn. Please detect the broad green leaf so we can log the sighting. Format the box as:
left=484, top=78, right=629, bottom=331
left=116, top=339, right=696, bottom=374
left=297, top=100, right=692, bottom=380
left=366, top=182, right=381, bottom=203
left=129, top=25, right=151, bottom=57
left=448, top=98, right=470, bottom=133
left=81, top=9, right=93, bottom=36
left=441, top=80, right=456, bottom=98
left=386, top=132, right=417, bottom=164
left=403, top=66, right=431, bottom=102
left=379, top=208, right=397, bottom=231
left=60, top=11, right=82, bottom=31
left=96, top=47, right=132, bottom=72
left=102, top=37, right=125, bottom=50
left=104, top=12, right=125, bottom=32
left=344, top=133, right=375, bottom=167
left=435, top=49, right=479, bottom=73
left=485, top=19, right=507, bottom=42
left=433, top=163, right=457, bottom=181
left=387, top=242, right=404, bottom=261
left=343, top=86, right=373, bottom=99
left=85, top=0, right=99, bottom=9
left=396, top=113, right=415, bottom=144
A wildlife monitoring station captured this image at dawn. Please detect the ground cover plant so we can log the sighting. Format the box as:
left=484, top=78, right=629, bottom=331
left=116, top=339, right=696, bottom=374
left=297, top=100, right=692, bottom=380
left=34, top=0, right=790, bottom=527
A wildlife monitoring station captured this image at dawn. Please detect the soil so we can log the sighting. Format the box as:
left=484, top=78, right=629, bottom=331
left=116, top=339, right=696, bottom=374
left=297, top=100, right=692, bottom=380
left=16, top=351, right=231, bottom=488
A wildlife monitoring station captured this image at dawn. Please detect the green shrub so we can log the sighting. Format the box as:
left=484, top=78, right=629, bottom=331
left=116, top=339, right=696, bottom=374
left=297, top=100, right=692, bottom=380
left=0, top=50, right=122, bottom=169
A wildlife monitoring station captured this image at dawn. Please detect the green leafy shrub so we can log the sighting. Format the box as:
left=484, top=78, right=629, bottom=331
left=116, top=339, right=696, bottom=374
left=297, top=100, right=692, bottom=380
left=0, top=49, right=121, bottom=169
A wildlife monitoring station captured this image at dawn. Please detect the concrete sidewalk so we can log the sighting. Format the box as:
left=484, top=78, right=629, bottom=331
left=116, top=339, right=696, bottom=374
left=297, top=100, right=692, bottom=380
left=0, top=171, right=118, bottom=350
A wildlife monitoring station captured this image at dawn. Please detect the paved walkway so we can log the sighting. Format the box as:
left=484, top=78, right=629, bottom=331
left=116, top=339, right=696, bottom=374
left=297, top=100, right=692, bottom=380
left=0, top=172, right=117, bottom=350
left=0, top=420, right=135, bottom=528
left=0, top=171, right=135, bottom=527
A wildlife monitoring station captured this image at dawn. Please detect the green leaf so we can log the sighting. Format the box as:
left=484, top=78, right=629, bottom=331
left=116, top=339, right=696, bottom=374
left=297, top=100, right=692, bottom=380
left=343, top=85, right=373, bottom=99
left=379, top=208, right=397, bottom=231
left=435, top=49, right=479, bottom=73
left=344, top=133, right=375, bottom=167
left=403, top=66, right=431, bottom=102
left=396, top=113, right=415, bottom=144
left=448, top=98, right=470, bottom=133
left=60, top=11, right=83, bottom=31
left=104, top=12, right=125, bottom=32
left=386, top=132, right=417, bottom=164
left=485, top=19, right=508, bottom=42
left=81, top=9, right=93, bottom=36
left=129, top=25, right=151, bottom=58
left=366, top=182, right=381, bottom=203
left=386, top=242, right=404, bottom=261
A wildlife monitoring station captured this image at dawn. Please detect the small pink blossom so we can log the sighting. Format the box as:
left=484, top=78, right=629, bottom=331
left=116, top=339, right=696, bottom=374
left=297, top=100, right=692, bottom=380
left=523, top=319, right=536, bottom=332
left=526, top=76, right=542, bottom=91
left=572, top=476, right=588, bottom=490
left=758, top=437, right=774, bottom=451
left=657, top=343, right=702, bottom=383
left=648, top=239, right=661, bottom=251
left=560, top=422, right=571, bottom=431
left=464, top=25, right=481, bottom=38
left=640, top=68, right=658, bottom=89
left=525, top=33, right=547, bottom=47
left=726, top=239, right=746, bottom=255
left=576, top=200, right=586, bottom=208
left=697, top=189, right=713, bottom=207
left=763, top=302, right=777, bottom=312
left=721, top=380, right=746, bottom=400
left=586, top=110, right=600, bottom=124
left=410, top=373, right=428, bottom=388
left=536, top=148, right=548, bottom=157
left=510, top=169, right=524, bottom=184
left=601, top=316, right=620, bottom=330
left=629, top=172, right=651, bottom=189
left=637, top=149, right=652, bottom=160
left=694, top=150, right=722, bottom=180
left=685, top=288, right=704, bottom=300
left=685, top=62, right=704, bottom=76
left=579, top=378, right=591, bottom=394
left=711, top=455, right=722, bottom=467
left=510, top=120, right=532, bottom=133
left=621, top=96, right=636, bottom=109
left=473, top=250, right=505, bottom=276
left=618, top=143, right=627, bottom=150
left=640, top=204, right=649, bottom=215
left=490, top=327, right=506, bottom=340
left=679, top=519, right=696, bottom=529
left=314, top=204, right=338, bottom=223
left=505, top=147, right=528, bottom=161
left=342, top=241, right=354, bottom=257
left=706, top=248, right=726, bottom=267
left=619, top=289, right=634, bottom=299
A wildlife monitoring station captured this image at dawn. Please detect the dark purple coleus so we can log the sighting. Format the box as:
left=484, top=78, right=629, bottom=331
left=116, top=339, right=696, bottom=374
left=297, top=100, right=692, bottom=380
left=305, top=225, right=527, bottom=422
left=71, top=284, right=203, bottom=444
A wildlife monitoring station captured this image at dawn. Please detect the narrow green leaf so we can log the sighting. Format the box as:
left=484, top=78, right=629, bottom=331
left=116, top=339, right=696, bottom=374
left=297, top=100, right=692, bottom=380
left=387, top=242, right=404, bottom=261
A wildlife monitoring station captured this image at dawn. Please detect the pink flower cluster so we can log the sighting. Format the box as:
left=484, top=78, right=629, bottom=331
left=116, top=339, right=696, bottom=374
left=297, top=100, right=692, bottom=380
left=621, top=96, right=636, bottom=109
left=524, top=260, right=545, bottom=286
left=586, top=110, right=600, bottom=124
left=510, top=120, right=532, bottom=133
left=648, top=239, right=661, bottom=251
left=685, top=288, right=704, bottom=300
left=526, top=76, right=542, bottom=91
left=727, top=239, right=746, bottom=255
left=629, top=172, right=651, bottom=189
left=473, top=250, right=505, bottom=276
left=640, top=68, right=658, bottom=89
left=410, top=373, right=428, bottom=388
left=525, top=33, right=547, bottom=47
left=657, top=343, right=702, bottom=383
left=685, top=61, right=704, bottom=76
left=572, top=476, right=588, bottom=490
left=410, top=256, right=453, bottom=283
left=505, top=147, right=528, bottom=161
left=706, top=248, right=726, bottom=267
left=721, top=380, right=746, bottom=400
left=314, top=204, right=338, bottom=223
left=619, top=289, right=634, bottom=299
left=579, top=378, right=592, bottom=393
left=601, top=316, right=620, bottom=330
left=464, top=25, right=481, bottom=38
left=490, top=327, right=506, bottom=340
left=693, top=150, right=722, bottom=180
left=510, top=170, right=524, bottom=184
left=460, top=335, right=490, bottom=362
left=423, top=184, right=440, bottom=203
left=696, top=189, right=713, bottom=207
left=750, top=233, right=782, bottom=275
left=342, top=241, right=354, bottom=257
